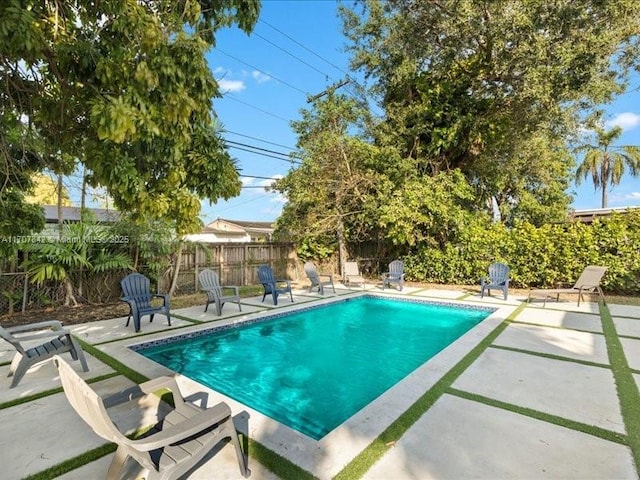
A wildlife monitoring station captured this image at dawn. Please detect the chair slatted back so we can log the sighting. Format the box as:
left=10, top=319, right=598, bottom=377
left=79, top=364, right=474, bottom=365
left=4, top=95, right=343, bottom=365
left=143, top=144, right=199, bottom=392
left=54, top=356, right=126, bottom=444
left=257, top=265, right=276, bottom=293
left=120, top=273, right=153, bottom=309
left=344, top=262, right=360, bottom=277
left=199, top=269, right=222, bottom=295
left=388, top=260, right=404, bottom=280
left=304, top=262, right=320, bottom=284
left=489, top=263, right=510, bottom=285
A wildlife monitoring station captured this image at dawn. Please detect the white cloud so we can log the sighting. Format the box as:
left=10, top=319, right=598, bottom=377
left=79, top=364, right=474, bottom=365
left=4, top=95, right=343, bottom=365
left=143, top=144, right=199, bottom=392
left=212, top=66, right=227, bottom=75
left=624, top=192, right=640, bottom=200
left=241, top=177, right=254, bottom=186
left=269, top=192, right=287, bottom=204
left=605, top=112, right=640, bottom=131
left=258, top=175, right=283, bottom=188
left=217, top=79, right=245, bottom=93
left=252, top=70, right=272, bottom=84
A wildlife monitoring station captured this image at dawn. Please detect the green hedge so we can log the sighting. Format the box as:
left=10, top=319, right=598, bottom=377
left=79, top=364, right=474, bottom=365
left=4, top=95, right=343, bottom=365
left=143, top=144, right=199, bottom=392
left=404, top=211, right=640, bottom=293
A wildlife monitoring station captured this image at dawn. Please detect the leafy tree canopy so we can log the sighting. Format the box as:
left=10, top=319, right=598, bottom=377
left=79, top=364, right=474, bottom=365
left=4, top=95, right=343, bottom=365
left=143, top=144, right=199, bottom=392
left=1, top=0, right=260, bottom=234
left=341, top=0, right=640, bottom=225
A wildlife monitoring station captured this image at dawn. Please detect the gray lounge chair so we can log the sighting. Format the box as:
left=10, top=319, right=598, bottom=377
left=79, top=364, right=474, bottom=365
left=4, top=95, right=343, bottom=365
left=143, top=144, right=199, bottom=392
left=257, top=265, right=293, bottom=305
left=53, top=355, right=250, bottom=480
left=382, top=260, right=405, bottom=291
left=120, top=273, right=171, bottom=332
left=198, top=268, right=242, bottom=315
left=480, top=262, right=510, bottom=300
left=0, top=320, right=88, bottom=388
left=343, top=261, right=365, bottom=288
left=304, top=262, right=336, bottom=295
left=528, top=265, right=608, bottom=307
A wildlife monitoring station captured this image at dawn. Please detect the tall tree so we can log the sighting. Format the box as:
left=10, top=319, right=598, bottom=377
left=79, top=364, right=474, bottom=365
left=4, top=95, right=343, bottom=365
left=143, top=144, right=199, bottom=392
left=0, top=0, right=260, bottom=234
left=273, top=92, right=381, bottom=269
left=576, top=126, right=640, bottom=208
left=341, top=0, right=640, bottom=224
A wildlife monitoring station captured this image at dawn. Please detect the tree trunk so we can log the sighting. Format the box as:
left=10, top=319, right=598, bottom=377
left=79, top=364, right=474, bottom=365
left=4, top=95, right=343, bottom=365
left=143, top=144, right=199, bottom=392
left=168, top=242, right=184, bottom=297
left=63, top=277, right=78, bottom=307
left=337, top=216, right=348, bottom=280
left=601, top=155, right=610, bottom=208
left=57, top=174, right=64, bottom=231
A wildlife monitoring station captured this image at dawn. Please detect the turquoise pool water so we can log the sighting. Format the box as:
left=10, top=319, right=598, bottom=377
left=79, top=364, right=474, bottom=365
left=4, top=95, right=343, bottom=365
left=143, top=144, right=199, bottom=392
left=136, top=296, right=492, bottom=440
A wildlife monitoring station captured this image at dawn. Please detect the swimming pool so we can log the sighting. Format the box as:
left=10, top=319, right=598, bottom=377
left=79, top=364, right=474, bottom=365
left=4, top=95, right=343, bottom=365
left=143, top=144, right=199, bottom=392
left=134, top=296, right=493, bottom=440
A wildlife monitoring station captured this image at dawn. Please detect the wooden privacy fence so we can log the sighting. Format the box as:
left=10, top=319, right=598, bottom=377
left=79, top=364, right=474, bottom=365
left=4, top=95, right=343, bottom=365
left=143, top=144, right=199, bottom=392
left=165, top=242, right=300, bottom=294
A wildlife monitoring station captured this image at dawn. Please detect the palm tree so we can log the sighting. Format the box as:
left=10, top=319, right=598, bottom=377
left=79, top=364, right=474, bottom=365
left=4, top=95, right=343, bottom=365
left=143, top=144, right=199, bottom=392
left=576, top=126, right=640, bottom=208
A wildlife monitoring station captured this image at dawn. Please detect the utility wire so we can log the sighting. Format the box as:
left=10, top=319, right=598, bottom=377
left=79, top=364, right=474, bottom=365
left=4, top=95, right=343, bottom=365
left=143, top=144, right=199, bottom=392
left=224, top=130, right=298, bottom=151
left=227, top=144, right=302, bottom=165
left=223, top=94, right=291, bottom=123
left=258, top=20, right=368, bottom=101
left=259, top=19, right=349, bottom=76
left=216, top=48, right=309, bottom=95
left=253, top=31, right=335, bottom=80
left=240, top=174, right=281, bottom=180
left=225, top=139, right=301, bottom=159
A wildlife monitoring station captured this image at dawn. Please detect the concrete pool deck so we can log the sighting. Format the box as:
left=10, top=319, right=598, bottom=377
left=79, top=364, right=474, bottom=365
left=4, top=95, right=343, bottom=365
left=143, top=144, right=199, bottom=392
left=0, top=285, right=638, bottom=479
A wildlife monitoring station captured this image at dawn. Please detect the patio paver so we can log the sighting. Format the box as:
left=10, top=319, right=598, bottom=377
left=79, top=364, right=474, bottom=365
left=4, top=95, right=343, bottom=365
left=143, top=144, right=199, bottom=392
left=492, top=323, right=609, bottom=364
left=452, top=347, right=624, bottom=433
left=514, top=307, right=603, bottom=333
left=363, top=394, right=635, bottom=480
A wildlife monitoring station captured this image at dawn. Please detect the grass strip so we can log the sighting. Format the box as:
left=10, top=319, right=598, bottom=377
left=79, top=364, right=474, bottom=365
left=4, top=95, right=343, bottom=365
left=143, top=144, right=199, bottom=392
left=77, top=339, right=149, bottom=384
left=0, top=372, right=118, bottom=410
left=22, top=443, right=117, bottom=480
left=448, top=387, right=627, bottom=445
left=599, top=303, right=640, bottom=475
left=248, top=438, right=317, bottom=480
left=489, top=344, right=611, bottom=369
left=333, top=303, right=526, bottom=480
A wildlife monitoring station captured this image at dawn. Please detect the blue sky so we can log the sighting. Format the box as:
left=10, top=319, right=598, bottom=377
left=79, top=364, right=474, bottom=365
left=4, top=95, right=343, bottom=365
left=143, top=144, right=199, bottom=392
left=69, top=1, right=640, bottom=223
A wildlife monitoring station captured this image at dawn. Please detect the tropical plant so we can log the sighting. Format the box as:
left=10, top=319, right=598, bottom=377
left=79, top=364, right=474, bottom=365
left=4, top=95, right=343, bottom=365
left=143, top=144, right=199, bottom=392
left=575, top=126, right=640, bottom=208
left=22, top=221, right=132, bottom=306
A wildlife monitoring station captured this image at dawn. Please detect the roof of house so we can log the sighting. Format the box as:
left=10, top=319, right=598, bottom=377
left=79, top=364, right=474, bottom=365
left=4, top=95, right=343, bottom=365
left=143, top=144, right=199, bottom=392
left=568, top=206, right=640, bottom=222
left=41, top=205, right=120, bottom=224
left=207, top=218, right=275, bottom=233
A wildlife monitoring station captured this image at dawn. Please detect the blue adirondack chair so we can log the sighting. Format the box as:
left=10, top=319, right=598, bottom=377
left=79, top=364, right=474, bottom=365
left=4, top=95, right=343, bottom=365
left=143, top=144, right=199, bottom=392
left=382, top=260, right=405, bottom=291
left=120, top=273, right=171, bottom=332
left=480, top=262, right=510, bottom=300
left=257, top=265, right=293, bottom=306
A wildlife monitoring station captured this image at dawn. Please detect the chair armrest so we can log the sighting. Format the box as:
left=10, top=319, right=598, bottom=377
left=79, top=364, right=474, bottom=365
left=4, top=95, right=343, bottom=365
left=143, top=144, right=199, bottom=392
left=102, top=376, right=185, bottom=409
left=151, top=293, right=170, bottom=304
left=221, top=285, right=240, bottom=295
left=124, top=402, right=232, bottom=451
left=6, top=320, right=64, bottom=334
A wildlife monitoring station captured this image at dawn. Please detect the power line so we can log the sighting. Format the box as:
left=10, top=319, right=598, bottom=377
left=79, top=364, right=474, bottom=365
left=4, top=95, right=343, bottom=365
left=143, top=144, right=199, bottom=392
left=225, top=139, right=300, bottom=160
left=259, top=19, right=349, bottom=77
left=223, top=94, right=291, bottom=123
left=215, top=48, right=309, bottom=95
left=240, top=174, right=281, bottom=180
left=257, top=19, right=369, bottom=102
left=253, top=31, right=335, bottom=80
left=226, top=144, right=302, bottom=165
left=224, top=130, right=297, bottom=151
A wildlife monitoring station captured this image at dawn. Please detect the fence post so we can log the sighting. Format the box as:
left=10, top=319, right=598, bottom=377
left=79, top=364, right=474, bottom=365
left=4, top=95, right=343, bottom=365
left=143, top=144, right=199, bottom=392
left=22, top=273, right=28, bottom=313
